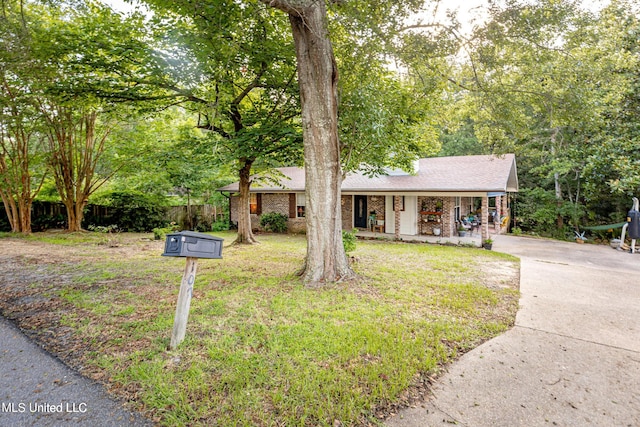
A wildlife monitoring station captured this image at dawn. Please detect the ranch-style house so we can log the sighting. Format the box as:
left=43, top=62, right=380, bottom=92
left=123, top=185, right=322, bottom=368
left=218, top=154, right=519, bottom=242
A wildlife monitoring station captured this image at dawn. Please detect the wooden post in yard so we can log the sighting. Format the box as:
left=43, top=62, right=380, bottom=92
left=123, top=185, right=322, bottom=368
left=170, top=257, right=198, bottom=350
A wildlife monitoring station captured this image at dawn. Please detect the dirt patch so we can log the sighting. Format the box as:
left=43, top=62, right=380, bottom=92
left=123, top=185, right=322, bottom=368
left=478, top=260, right=520, bottom=290
left=0, top=236, right=164, bottom=369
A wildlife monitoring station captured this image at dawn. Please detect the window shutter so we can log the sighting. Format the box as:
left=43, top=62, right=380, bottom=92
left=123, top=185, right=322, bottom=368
left=256, top=193, right=262, bottom=215
left=289, top=193, right=296, bottom=218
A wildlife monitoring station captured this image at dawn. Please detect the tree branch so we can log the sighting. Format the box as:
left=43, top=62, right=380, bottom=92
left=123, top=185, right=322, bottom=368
left=258, top=0, right=307, bottom=17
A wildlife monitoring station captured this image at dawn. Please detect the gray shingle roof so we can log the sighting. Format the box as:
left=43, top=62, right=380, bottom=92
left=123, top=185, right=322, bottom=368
left=217, top=154, right=518, bottom=194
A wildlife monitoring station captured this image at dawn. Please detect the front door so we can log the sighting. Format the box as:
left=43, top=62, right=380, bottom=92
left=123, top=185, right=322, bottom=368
left=354, top=195, right=368, bottom=229
left=385, top=195, right=418, bottom=235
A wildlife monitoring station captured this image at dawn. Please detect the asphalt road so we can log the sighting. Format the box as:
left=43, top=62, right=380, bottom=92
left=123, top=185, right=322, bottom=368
left=0, top=316, right=151, bottom=427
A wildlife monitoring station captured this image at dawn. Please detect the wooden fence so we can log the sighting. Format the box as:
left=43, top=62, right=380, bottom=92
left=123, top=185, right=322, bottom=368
left=166, top=205, right=227, bottom=229
left=18, top=202, right=227, bottom=231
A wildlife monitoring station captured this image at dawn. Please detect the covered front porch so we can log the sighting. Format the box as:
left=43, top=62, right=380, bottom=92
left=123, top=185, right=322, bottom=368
left=347, top=193, right=511, bottom=245
left=355, top=225, right=501, bottom=248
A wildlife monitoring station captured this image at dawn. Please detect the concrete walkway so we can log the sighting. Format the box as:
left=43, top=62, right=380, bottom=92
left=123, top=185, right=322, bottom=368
left=356, top=230, right=485, bottom=247
left=0, top=316, right=151, bottom=427
left=386, top=235, right=640, bottom=427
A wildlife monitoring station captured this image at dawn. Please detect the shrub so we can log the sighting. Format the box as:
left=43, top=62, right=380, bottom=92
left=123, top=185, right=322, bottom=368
left=212, top=220, right=229, bottom=232
left=32, top=214, right=67, bottom=231
left=153, top=228, right=165, bottom=240
left=87, top=224, right=122, bottom=247
left=342, top=229, right=357, bottom=254
left=87, top=191, right=168, bottom=232
left=0, top=216, right=10, bottom=232
left=194, top=221, right=210, bottom=232
left=88, top=224, right=120, bottom=234
left=181, top=210, right=213, bottom=232
left=259, top=212, right=288, bottom=233
left=153, top=225, right=179, bottom=240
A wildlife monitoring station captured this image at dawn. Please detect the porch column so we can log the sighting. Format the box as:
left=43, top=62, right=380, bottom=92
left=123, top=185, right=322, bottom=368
left=394, top=195, right=401, bottom=240
left=481, top=196, right=489, bottom=242
left=495, top=195, right=502, bottom=234
left=502, top=195, right=509, bottom=221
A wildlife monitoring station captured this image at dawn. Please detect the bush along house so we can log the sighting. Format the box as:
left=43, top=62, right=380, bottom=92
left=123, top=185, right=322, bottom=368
left=217, top=154, right=519, bottom=242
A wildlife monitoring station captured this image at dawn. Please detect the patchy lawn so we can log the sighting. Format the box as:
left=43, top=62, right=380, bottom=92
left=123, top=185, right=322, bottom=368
left=0, top=231, right=519, bottom=426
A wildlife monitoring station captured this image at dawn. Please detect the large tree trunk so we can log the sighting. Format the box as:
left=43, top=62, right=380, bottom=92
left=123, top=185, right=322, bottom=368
left=1, top=166, right=35, bottom=233
left=235, top=159, right=258, bottom=244
left=17, top=197, right=32, bottom=233
left=0, top=181, right=23, bottom=233
left=62, top=198, right=87, bottom=232
left=51, top=137, right=87, bottom=232
left=0, top=191, right=19, bottom=232
left=285, top=2, right=355, bottom=285
left=0, top=131, right=38, bottom=233
left=46, top=111, right=110, bottom=232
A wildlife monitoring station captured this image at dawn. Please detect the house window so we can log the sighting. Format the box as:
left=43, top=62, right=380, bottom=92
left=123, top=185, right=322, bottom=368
left=296, top=193, right=306, bottom=218
left=454, top=196, right=461, bottom=220
left=393, top=196, right=405, bottom=211
left=250, top=193, right=260, bottom=214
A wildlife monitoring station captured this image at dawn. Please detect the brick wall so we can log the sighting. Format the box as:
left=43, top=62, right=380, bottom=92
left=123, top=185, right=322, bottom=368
left=442, top=197, right=454, bottom=237
left=230, top=196, right=238, bottom=223
left=230, top=193, right=477, bottom=237
left=342, top=195, right=353, bottom=230
left=230, top=193, right=306, bottom=233
left=417, top=196, right=446, bottom=236
left=481, top=196, right=489, bottom=240
left=288, top=218, right=306, bottom=233
left=393, top=195, right=402, bottom=238
left=263, top=193, right=289, bottom=216
left=368, top=196, right=385, bottom=223
left=230, top=194, right=287, bottom=231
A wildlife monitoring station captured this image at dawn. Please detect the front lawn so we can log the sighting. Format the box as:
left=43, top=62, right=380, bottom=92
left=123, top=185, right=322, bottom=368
left=0, top=231, right=519, bottom=426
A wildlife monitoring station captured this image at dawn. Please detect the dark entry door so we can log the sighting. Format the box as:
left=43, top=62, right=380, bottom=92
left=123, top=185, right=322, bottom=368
left=354, top=195, right=368, bottom=229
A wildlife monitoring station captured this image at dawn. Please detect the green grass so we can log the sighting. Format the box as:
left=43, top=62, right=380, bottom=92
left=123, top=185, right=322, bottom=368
left=0, top=231, right=112, bottom=245
left=2, top=231, right=519, bottom=426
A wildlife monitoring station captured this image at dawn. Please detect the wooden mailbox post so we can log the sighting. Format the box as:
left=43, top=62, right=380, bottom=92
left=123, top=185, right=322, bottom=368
left=162, top=231, right=223, bottom=350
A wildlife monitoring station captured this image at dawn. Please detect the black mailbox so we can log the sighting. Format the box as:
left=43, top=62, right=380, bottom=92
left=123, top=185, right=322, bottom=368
left=162, top=231, right=223, bottom=259
left=628, top=209, right=640, bottom=239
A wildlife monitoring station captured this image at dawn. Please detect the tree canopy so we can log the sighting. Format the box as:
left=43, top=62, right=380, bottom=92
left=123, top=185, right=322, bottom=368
left=409, top=0, right=640, bottom=234
left=2, top=0, right=639, bottom=248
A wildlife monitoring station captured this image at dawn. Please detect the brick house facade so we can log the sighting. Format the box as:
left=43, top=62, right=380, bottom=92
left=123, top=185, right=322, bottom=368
left=220, top=155, right=518, bottom=241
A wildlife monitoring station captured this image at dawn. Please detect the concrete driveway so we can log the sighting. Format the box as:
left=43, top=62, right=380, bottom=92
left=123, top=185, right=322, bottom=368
left=386, top=235, right=640, bottom=427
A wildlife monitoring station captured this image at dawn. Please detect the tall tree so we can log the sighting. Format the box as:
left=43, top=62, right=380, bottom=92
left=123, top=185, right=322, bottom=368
left=31, top=2, right=150, bottom=231
left=0, top=0, right=48, bottom=233
left=0, top=92, right=47, bottom=233
left=332, top=2, right=442, bottom=174
left=129, top=0, right=303, bottom=244
left=121, top=0, right=425, bottom=283
left=1, top=1, right=153, bottom=232
left=581, top=1, right=640, bottom=214
left=257, top=0, right=352, bottom=284
left=338, top=58, right=441, bottom=175
left=103, top=108, right=234, bottom=204
left=40, top=106, right=115, bottom=231
left=258, top=0, right=429, bottom=284
left=446, top=0, right=638, bottom=232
